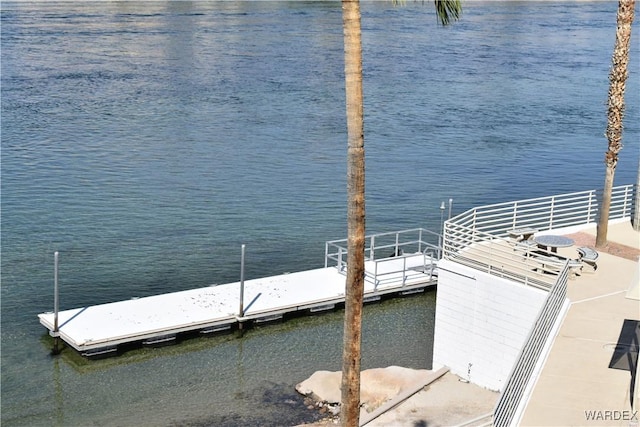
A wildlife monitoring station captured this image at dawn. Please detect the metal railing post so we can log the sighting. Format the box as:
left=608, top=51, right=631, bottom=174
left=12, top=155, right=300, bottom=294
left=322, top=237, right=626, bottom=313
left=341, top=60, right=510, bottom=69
left=634, top=181, right=640, bottom=230
left=324, top=242, right=328, bottom=268
left=239, top=244, right=246, bottom=319
left=395, top=232, right=400, bottom=256
left=439, top=225, right=445, bottom=260
left=440, top=201, right=446, bottom=236
left=623, top=185, right=630, bottom=217
left=472, top=210, right=477, bottom=243
left=374, top=259, right=379, bottom=288
left=370, top=235, right=375, bottom=261
left=52, top=251, right=60, bottom=355
left=402, top=256, right=407, bottom=286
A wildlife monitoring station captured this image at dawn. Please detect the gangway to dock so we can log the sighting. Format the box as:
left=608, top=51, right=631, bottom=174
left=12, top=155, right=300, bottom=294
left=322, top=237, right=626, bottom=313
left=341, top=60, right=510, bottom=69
left=39, top=228, right=441, bottom=358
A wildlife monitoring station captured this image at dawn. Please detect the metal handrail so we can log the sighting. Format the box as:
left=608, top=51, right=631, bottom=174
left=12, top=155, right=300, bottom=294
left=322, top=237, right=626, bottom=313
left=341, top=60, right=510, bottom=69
left=443, top=184, right=635, bottom=288
left=449, top=185, right=634, bottom=236
left=444, top=222, right=564, bottom=290
left=325, top=228, right=441, bottom=286
left=365, top=250, right=438, bottom=289
left=493, top=263, right=570, bottom=427
left=326, top=228, right=442, bottom=263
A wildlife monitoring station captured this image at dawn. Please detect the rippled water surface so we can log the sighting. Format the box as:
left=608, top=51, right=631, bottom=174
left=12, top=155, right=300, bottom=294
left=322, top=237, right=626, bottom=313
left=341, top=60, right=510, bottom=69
left=1, top=1, right=638, bottom=426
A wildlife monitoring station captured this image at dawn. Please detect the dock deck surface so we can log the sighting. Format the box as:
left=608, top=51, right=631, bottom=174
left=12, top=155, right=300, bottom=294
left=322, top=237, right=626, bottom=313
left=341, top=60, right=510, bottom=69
left=38, top=254, right=437, bottom=356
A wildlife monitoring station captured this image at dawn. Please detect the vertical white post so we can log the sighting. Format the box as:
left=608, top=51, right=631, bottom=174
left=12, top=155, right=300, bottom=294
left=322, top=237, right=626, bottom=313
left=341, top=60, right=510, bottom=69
left=53, top=251, right=60, bottom=354
left=239, top=244, right=245, bottom=318
left=440, top=202, right=446, bottom=260
left=370, top=235, right=375, bottom=261
left=54, top=251, right=59, bottom=331
left=448, top=198, right=453, bottom=220
left=324, top=242, right=329, bottom=268
left=394, top=232, right=400, bottom=256
left=634, top=163, right=640, bottom=230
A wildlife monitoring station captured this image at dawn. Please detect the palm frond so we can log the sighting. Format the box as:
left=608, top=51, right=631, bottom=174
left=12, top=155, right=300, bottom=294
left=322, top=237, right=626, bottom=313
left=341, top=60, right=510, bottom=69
left=434, top=0, right=462, bottom=26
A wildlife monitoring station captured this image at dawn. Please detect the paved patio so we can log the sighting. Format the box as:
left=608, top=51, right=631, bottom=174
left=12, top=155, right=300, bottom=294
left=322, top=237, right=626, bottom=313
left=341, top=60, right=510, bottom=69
left=520, top=220, right=640, bottom=426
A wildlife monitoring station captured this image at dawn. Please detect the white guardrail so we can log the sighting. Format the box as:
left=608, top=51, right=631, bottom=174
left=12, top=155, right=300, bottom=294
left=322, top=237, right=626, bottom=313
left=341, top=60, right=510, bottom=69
left=325, top=228, right=442, bottom=287
left=493, top=263, right=570, bottom=427
left=447, top=184, right=634, bottom=238
left=442, top=184, right=636, bottom=289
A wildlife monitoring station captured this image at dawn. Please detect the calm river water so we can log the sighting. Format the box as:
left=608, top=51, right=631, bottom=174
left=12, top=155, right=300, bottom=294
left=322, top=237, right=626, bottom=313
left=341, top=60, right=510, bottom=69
left=1, top=1, right=638, bottom=426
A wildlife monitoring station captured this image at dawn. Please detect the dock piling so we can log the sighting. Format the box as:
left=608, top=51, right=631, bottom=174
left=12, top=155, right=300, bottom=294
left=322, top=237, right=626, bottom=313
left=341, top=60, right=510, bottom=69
left=238, top=244, right=246, bottom=332
left=52, top=251, right=61, bottom=355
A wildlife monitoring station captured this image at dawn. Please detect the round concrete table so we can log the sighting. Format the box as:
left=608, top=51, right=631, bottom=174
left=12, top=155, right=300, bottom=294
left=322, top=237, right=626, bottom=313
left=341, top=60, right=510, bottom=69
left=533, top=235, right=575, bottom=253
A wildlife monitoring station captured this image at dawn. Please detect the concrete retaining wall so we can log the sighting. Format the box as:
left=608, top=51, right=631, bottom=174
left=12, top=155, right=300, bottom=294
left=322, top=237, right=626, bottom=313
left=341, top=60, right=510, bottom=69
left=432, top=259, right=547, bottom=391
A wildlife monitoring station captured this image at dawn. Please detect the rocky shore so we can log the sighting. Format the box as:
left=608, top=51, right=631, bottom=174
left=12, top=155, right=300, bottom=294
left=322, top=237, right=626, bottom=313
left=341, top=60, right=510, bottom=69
left=295, top=366, right=498, bottom=426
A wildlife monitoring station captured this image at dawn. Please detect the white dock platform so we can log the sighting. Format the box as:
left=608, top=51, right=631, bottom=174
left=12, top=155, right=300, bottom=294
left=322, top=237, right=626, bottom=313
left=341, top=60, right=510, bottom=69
left=38, top=254, right=437, bottom=357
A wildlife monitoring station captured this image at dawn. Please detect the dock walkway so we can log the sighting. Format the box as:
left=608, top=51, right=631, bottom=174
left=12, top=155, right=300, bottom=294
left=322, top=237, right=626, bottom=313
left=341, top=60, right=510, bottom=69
left=38, top=253, right=437, bottom=357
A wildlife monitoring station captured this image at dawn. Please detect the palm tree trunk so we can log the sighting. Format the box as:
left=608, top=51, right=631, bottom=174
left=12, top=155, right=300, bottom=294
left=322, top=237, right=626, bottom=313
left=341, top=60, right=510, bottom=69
left=340, top=0, right=366, bottom=425
left=596, top=0, right=635, bottom=247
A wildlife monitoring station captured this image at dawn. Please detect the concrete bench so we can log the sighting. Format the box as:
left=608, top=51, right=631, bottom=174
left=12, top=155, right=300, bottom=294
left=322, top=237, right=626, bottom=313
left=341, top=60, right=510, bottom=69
left=531, top=251, right=583, bottom=279
left=577, top=247, right=598, bottom=271
left=508, top=227, right=538, bottom=258
left=507, top=227, right=538, bottom=242
left=514, top=239, right=538, bottom=257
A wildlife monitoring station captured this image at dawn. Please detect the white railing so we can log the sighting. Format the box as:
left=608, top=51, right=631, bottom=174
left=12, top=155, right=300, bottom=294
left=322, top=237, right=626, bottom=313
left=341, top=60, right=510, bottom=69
left=325, top=228, right=442, bottom=287
left=448, top=185, right=635, bottom=238
left=493, top=263, right=570, bottom=427
left=326, top=228, right=442, bottom=266
left=443, top=184, right=635, bottom=288
left=443, top=223, right=559, bottom=290
left=364, top=251, right=438, bottom=289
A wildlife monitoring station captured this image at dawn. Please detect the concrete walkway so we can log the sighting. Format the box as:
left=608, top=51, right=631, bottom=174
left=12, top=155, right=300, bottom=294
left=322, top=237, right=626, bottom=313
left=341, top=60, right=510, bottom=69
left=520, top=220, right=640, bottom=426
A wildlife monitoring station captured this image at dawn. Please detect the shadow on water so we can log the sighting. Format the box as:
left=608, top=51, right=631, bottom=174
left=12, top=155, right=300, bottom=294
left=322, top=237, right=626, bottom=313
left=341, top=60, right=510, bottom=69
left=169, top=383, right=326, bottom=427
left=35, top=291, right=436, bottom=426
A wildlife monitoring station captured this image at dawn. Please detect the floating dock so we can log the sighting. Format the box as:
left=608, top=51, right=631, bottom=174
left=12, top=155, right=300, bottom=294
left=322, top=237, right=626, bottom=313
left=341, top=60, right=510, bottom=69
left=38, top=253, right=438, bottom=357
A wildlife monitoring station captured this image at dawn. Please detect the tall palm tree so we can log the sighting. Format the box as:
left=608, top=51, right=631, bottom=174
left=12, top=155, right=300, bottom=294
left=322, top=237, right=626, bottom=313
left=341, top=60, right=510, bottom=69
left=339, top=1, right=461, bottom=425
left=596, top=0, right=635, bottom=247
